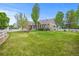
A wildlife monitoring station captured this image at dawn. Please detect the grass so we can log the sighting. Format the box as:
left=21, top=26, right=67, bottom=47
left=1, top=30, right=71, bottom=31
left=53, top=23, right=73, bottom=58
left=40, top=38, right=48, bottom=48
left=0, top=31, right=79, bottom=56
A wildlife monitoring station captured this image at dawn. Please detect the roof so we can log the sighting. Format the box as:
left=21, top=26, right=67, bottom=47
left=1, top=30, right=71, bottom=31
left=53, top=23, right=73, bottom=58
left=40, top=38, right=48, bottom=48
left=27, top=21, right=34, bottom=25
left=28, top=19, right=55, bottom=25
left=39, top=19, right=55, bottom=24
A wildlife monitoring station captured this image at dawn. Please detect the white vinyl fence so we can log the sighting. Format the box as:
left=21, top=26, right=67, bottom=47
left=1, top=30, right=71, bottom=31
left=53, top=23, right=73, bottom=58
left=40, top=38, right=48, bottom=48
left=0, top=29, right=8, bottom=45
left=8, top=29, right=21, bottom=32
left=53, top=29, right=79, bottom=32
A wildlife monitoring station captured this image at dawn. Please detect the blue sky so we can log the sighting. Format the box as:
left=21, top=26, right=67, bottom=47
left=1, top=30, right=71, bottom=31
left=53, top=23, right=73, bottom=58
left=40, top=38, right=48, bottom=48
left=0, top=3, right=78, bottom=25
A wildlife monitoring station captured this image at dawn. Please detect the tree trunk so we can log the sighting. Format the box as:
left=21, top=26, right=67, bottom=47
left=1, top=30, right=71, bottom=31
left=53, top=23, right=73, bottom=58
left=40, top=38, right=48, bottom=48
left=21, top=26, right=23, bottom=31
left=35, top=24, right=37, bottom=30
left=35, top=23, right=38, bottom=30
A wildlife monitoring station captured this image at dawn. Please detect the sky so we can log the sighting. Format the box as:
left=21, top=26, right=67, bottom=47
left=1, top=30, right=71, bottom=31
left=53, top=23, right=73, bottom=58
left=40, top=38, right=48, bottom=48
left=0, top=3, right=78, bottom=25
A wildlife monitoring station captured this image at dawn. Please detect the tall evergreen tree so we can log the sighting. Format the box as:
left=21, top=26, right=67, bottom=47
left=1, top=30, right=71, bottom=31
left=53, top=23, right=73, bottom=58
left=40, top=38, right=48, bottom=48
left=31, top=3, right=40, bottom=30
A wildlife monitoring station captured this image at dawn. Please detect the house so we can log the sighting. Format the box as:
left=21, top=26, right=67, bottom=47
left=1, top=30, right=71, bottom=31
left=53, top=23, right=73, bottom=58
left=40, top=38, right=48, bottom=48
left=27, top=19, right=57, bottom=30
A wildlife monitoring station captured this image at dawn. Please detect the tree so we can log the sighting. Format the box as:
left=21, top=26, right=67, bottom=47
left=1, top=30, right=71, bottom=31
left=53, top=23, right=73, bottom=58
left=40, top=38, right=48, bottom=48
left=55, top=11, right=64, bottom=28
left=15, top=14, right=20, bottom=28
left=9, top=23, right=18, bottom=29
left=31, top=3, right=40, bottom=30
left=66, top=9, right=76, bottom=29
left=0, top=12, right=10, bottom=29
left=15, top=13, right=27, bottom=30
left=75, top=5, right=79, bottom=28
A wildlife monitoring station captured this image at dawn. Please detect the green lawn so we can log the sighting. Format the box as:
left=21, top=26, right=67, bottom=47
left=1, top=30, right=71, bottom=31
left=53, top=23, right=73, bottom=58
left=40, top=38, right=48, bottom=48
left=0, top=31, right=79, bottom=56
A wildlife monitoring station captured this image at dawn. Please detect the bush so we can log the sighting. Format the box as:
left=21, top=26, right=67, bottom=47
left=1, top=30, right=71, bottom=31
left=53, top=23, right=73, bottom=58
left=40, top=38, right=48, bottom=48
left=38, top=28, right=50, bottom=31
left=38, top=28, right=44, bottom=31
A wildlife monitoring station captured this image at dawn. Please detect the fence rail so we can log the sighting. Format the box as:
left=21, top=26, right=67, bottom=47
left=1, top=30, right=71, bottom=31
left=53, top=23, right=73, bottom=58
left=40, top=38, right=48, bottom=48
left=0, top=29, right=8, bottom=45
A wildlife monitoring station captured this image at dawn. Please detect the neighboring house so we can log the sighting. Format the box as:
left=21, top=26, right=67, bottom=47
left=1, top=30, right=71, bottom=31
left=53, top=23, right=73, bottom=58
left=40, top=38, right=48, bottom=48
left=27, top=19, right=57, bottom=30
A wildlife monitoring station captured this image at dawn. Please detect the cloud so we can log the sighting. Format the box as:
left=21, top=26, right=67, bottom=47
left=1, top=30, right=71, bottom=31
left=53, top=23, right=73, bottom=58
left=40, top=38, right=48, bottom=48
left=0, top=8, right=19, bottom=25
left=0, top=7, right=32, bottom=25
